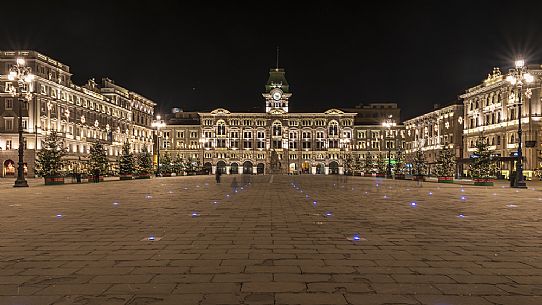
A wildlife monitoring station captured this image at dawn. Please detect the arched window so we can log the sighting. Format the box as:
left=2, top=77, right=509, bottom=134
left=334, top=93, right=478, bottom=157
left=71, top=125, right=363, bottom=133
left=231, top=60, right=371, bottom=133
left=216, top=120, right=226, bottom=136
left=328, top=121, right=338, bottom=136
left=272, top=121, right=282, bottom=136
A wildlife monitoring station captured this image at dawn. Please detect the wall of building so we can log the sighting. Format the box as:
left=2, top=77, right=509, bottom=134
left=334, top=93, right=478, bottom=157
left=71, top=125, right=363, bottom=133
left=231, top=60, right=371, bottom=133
left=0, top=50, right=156, bottom=177
left=404, top=104, right=464, bottom=176
left=459, top=67, right=542, bottom=179
left=158, top=108, right=404, bottom=175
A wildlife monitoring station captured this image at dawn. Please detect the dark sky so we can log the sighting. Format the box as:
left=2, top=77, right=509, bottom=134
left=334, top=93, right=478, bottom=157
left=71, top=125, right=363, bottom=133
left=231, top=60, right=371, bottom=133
left=2, top=1, right=542, bottom=121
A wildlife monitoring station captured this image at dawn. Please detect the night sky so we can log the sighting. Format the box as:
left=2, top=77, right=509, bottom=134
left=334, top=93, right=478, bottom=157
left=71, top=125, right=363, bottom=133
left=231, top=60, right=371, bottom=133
left=2, top=1, right=542, bottom=121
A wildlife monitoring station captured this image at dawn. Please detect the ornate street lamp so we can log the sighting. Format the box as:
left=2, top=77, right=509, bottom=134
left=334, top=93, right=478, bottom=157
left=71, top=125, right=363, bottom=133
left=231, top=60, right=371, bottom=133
left=7, top=58, right=35, bottom=187
left=382, top=115, right=396, bottom=179
left=199, top=137, right=205, bottom=172
left=151, top=115, right=166, bottom=176
left=506, top=59, right=535, bottom=188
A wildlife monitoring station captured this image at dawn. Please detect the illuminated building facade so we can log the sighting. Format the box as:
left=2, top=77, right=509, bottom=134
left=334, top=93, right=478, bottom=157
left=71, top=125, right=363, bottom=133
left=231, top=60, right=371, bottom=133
left=0, top=51, right=156, bottom=177
left=160, top=68, right=404, bottom=175
left=459, top=66, right=542, bottom=179
left=404, top=104, right=464, bottom=176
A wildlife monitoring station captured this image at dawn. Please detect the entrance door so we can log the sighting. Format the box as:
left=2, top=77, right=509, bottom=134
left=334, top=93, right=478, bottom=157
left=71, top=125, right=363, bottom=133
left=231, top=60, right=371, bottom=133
left=243, top=161, right=253, bottom=174
left=257, top=163, right=265, bottom=174
left=217, top=161, right=226, bottom=174
left=316, top=163, right=325, bottom=174
left=289, top=163, right=297, bottom=174
left=230, top=163, right=239, bottom=174
left=204, top=162, right=212, bottom=174
left=329, top=161, right=339, bottom=175
left=301, top=161, right=310, bottom=174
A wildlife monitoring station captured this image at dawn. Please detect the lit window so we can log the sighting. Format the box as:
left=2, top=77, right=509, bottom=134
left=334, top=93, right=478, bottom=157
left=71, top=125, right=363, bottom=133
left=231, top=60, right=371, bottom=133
left=272, top=122, right=282, bottom=136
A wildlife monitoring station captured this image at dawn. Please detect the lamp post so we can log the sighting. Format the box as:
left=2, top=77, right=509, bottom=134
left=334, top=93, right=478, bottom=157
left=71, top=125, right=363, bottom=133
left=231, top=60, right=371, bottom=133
left=382, top=115, right=396, bottom=179
left=506, top=59, right=535, bottom=188
left=8, top=58, right=35, bottom=188
left=151, top=115, right=165, bottom=177
left=199, top=137, right=205, bottom=173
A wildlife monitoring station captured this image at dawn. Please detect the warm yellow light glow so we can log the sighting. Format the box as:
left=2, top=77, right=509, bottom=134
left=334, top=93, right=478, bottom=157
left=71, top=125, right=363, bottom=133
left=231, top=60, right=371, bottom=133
left=506, top=75, right=516, bottom=85
left=24, top=73, right=35, bottom=83
left=156, top=115, right=161, bottom=120
left=16, top=58, right=25, bottom=66
left=524, top=73, right=534, bottom=83
left=515, top=59, right=525, bottom=68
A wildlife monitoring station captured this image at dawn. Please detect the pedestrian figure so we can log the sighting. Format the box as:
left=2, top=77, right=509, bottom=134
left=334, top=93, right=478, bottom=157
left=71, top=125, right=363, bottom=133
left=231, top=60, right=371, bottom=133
left=231, top=177, right=238, bottom=192
left=416, top=176, right=423, bottom=188
left=242, top=173, right=248, bottom=186
left=216, top=169, right=221, bottom=183
left=93, top=169, right=100, bottom=183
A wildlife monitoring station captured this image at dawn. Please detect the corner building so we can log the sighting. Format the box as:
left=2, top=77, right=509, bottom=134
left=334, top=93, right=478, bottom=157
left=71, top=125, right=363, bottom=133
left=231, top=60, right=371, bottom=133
left=0, top=51, right=156, bottom=177
left=404, top=103, right=464, bottom=176
left=161, top=68, right=405, bottom=175
left=459, top=66, right=542, bottom=179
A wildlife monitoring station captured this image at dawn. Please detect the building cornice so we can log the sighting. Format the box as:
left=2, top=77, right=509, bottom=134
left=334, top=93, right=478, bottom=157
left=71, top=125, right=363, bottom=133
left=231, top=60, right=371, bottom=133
left=404, top=104, right=462, bottom=125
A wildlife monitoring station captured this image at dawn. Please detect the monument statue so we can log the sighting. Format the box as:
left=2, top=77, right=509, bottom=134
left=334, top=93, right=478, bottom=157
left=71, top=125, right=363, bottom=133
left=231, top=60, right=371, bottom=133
left=270, top=149, right=281, bottom=173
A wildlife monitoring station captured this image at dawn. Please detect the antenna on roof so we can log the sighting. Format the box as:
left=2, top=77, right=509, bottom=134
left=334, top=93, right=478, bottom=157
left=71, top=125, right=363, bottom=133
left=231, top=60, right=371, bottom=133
left=276, top=46, right=279, bottom=70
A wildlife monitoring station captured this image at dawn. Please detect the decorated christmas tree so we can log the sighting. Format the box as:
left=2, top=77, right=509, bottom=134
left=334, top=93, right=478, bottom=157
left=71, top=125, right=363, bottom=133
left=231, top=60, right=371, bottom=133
left=137, top=146, right=153, bottom=176
left=435, top=146, right=456, bottom=178
left=89, top=141, right=109, bottom=179
left=353, top=154, right=363, bottom=174
left=173, top=154, right=185, bottom=174
left=412, top=147, right=427, bottom=176
left=184, top=158, right=195, bottom=172
left=394, top=148, right=405, bottom=175
left=160, top=152, right=173, bottom=175
left=377, top=153, right=387, bottom=175
left=119, top=141, right=135, bottom=177
left=35, top=130, right=67, bottom=177
left=342, top=154, right=354, bottom=175
left=363, top=152, right=375, bottom=174
left=469, top=136, right=494, bottom=179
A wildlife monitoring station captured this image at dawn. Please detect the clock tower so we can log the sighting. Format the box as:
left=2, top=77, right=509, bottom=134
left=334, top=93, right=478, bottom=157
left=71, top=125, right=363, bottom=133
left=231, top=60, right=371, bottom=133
left=263, top=68, right=291, bottom=113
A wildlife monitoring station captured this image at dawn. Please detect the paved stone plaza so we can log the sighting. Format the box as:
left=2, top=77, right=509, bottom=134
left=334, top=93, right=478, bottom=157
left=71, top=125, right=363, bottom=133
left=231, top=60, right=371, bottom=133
left=0, top=175, right=541, bottom=305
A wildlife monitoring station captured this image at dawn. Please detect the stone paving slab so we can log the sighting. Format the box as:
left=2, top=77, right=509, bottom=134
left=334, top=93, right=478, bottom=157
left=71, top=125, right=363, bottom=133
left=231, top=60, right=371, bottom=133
left=0, top=175, right=541, bottom=304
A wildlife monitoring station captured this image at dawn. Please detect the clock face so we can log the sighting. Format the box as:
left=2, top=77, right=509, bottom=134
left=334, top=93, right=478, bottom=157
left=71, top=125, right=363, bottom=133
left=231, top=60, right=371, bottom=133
left=272, top=91, right=282, bottom=101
